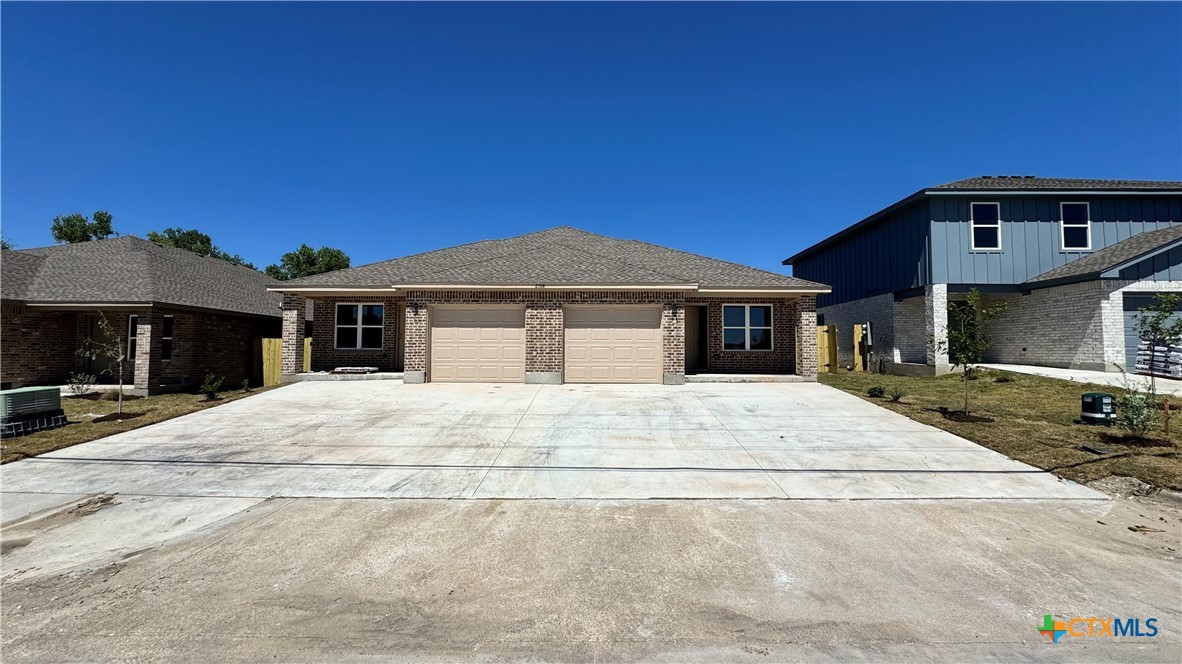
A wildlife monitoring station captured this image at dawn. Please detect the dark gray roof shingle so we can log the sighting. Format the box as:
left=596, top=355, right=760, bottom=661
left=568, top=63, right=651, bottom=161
left=283, top=227, right=826, bottom=291
left=4, top=236, right=281, bottom=318
left=932, top=176, right=1182, bottom=191
left=1026, top=225, right=1182, bottom=285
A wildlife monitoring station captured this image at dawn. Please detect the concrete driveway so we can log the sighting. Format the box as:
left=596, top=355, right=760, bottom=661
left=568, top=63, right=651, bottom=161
left=1, top=382, right=1099, bottom=511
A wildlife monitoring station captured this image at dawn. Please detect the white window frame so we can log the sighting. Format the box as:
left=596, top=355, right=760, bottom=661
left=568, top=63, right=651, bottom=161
left=127, top=314, right=139, bottom=361
left=1060, top=201, right=1092, bottom=251
left=722, top=304, right=774, bottom=352
left=161, top=315, right=174, bottom=362
left=334, top=302, right=384, bottom=350
left=970, top=202, right=1002, bottom=251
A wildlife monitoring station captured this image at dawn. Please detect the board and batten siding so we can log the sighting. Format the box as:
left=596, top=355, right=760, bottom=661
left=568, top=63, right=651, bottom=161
left=791, top=199, right=931, bottom=307
left=1117, top=245, right=1182, bottom=282
left=929, top=195, right=1182, bottom=285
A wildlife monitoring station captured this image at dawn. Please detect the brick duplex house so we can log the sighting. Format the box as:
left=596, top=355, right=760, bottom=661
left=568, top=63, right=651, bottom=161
left=1, top=236, right=284, bottom=393
left=272, top=227, right=829, bottom=384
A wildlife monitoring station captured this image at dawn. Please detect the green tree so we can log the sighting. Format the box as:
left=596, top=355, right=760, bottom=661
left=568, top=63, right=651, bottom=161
left=51, top=210, right=115, bottom=243
left=1, top=237, right=14, bottom=250
left=1132, top=292, right=1182, bottom=397
left=265, top=244, right=350, bottom=280
left=931, top=288, right=1008, bottom=414
left=146, top=226, right=257, bottom=269
left=75, top=313, right=129, bottom=415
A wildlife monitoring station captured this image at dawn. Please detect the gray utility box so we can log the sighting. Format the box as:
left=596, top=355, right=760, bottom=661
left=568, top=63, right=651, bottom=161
left=1080, top=392, right=1116, bottom=426
left=0, top=386, right=67, bottom=439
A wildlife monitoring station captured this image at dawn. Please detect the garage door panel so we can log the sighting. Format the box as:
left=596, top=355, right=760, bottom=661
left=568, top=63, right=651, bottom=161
left=431, top=307, right=526, bottom=383
left=565, top=306, right=663, bottom=384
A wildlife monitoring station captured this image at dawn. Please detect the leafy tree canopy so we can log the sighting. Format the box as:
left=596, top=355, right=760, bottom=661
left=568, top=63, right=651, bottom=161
left=265, top=244, right=351, bottom=281
left=1, top=237, right=13, bottom=250
left=51, top=210, right=116, bottom=243
left=147, top=226, right=256, bottom=269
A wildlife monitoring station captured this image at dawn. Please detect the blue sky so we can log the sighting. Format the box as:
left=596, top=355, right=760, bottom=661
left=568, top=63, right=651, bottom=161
left=3, top=2, right=1179, bottom=273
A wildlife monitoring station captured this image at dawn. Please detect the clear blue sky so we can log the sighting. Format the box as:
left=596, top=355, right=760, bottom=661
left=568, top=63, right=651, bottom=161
left=3, top=2, right=1179, bottom=273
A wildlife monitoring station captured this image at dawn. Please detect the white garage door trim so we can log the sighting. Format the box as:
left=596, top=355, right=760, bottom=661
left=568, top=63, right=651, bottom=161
left=430, top=306, right=526, bottom=383
left=564, top=305, right=662, bottom=384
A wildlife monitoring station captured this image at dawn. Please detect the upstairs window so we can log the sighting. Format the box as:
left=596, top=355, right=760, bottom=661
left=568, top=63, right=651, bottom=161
left=1061, top=202, right=1091, bottom=251
left=723, top=305, right=773, bottom=351
left=335, top=303, right=383, bottom=349
left=970, top=202, right=1001, bottom=251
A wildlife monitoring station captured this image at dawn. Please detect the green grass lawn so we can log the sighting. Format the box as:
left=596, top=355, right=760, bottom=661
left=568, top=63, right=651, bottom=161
left=1, top=386, right=280, bottom=464
left=820, top=369, right=1182, bottom=491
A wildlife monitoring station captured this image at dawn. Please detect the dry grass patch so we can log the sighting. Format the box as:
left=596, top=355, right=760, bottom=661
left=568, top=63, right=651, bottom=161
left=820, top=369, right=1181, bottom=491
left=2, top=386, right=282, bottom=464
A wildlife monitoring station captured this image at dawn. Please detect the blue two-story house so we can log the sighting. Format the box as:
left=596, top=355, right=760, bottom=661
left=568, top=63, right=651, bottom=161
left=785, top=176, right=1182, bottom=375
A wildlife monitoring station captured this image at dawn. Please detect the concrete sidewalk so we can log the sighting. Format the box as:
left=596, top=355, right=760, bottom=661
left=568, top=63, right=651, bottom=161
left=980, top=363, right=1182, bottom=396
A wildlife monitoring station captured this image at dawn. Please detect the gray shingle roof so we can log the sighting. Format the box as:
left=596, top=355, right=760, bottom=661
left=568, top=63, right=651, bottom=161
left=932, top=176, right=1182, bottom=191
left=1026, top=225, right=1182, bottom=285
left=283, top=227, right=827, bottom=291
left=3, top=236, right=282, bottom=318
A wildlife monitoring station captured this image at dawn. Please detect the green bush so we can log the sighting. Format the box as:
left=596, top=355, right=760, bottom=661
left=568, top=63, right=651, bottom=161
left=887, top=386, right=907, bottom=403
left=66, top=372, right=96, bottom=397
left=200, top=373, right=224, bottom=401
left=867, top=386, right=886, bottom=398
left=1117, top=392, right=1155, bottom=438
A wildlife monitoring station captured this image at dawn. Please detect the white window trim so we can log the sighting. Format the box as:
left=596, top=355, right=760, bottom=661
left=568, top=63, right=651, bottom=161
left=1059, top=201, right=1092, bottom=251
left=970, top=202, right=1002, bottom=251
left=722, top=304, right=774, bottom=352
left=161, top=315, right=173, bottom=362
left=127, top=314, right=139, bottom=361
left=334, top=302, right=384, bottom=350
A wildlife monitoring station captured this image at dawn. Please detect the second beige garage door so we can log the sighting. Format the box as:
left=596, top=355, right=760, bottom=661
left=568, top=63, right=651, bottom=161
left=564, top=306, right=662, bottom=384
left=430, top=307, right=525, bottom=383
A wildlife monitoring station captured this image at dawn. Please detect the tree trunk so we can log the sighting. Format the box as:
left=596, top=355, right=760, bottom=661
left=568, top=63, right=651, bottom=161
left=963, top=366, right=971, bottom=414
left=116, top=361, right=124, bottom=415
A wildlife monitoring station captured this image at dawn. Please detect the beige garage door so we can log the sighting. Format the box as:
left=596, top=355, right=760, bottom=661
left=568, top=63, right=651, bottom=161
left=430, top=307, right=525, bottom=383
left=565, top=306, right=662, bottom=384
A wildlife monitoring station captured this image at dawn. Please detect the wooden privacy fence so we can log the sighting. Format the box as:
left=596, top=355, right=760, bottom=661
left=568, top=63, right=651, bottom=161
left=255, top=337, right=311, bottom=387
left=816, top=325, right=837, bottom=373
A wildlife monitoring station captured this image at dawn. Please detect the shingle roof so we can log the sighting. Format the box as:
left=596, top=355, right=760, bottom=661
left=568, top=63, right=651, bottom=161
left=282, top=226, right=827, bottom=291
left=3, top=236, right=282, bottom=318
left=1026, top=225, right=1182, bottom=285
left=932, top=176, right=1182, bottom=191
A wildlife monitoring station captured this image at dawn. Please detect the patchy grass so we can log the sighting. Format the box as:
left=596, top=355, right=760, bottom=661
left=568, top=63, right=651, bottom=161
left=1, top=386, right=282, bottom=464
left=820, top=369, right=1182, bottom=491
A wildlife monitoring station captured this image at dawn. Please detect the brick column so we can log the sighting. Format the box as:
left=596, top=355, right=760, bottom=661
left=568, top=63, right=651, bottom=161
left=925, top=283, right=950, bottom=370
left=403, top=301, right=428, bottom=383
left=525, top=301, right=563, bottom=384
left=281, top=294, right=305, bottom=375
left=662, top=302, right=686, bottom=385
left=795, top=296, right=818, bottom=380
left=133, top=309, right=164, bottom=392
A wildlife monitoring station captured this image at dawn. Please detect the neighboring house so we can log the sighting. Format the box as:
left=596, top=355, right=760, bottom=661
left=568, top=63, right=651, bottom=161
left=270, top=226, right=829, bottom=384
left=785, top=176, right=1182, bottom=374
left=1, top=236, right=284, bottom=393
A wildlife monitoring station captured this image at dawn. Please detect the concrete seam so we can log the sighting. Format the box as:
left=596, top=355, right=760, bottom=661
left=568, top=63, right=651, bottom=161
left=470, top=384, right=544, bottom=497
left=686, top=384, right=791, bottom=499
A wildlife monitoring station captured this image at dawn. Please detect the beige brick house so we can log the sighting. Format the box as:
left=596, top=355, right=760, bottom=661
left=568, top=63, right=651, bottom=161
left=1, top=236, right=284, bottom=393
left=272, top=227, right=829, bottom=384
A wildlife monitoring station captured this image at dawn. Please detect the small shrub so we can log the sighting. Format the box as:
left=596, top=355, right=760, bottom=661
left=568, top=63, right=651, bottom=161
left=1117, top=392, right=1155, bottom=439
left=994, top=374, right=1015, bottom=384
left=200, top=373, right=224, bottom=401
left=867, top=386, right=886, bottom=398
left=66, top=372, right=96, bottom=396
left=887, top=386, right=907, bottom=403
left=241, top=378, right=252, bottom=393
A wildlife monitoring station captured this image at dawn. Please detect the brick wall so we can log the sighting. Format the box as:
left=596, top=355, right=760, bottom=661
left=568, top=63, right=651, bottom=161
left=795, top=295, right=818, bottom=380
left=978, top=282, right=1108, bottom=370
left=2, top=304, right=276, bottom=390
left=308, top=296, right=404, bottom=372
left=686, top=296, right=797, bottom=374
left=662, top=303, right=685, bottom=375
left=815, top=292, right=896, bottom=367
left=525, top=301, right=563, bottom=373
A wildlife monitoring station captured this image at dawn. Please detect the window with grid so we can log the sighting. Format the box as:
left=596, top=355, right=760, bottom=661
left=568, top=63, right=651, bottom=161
left=722, top=305, right=772, bottom=351
left=971, top=202, right=1001, bottom=250
left=335, top=303, right=383, bottom=349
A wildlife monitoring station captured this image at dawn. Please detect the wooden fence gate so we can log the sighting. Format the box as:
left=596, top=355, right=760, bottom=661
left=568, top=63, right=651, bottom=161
left=255, top=338, right=311, bottom=387
left=816, top=325, right=837, bottom=373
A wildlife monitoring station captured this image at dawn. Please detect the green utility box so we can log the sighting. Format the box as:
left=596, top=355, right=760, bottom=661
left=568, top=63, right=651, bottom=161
left=1080, top=392, right=1116, bottom=426
left=0, top=386, right=67, bottom=439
